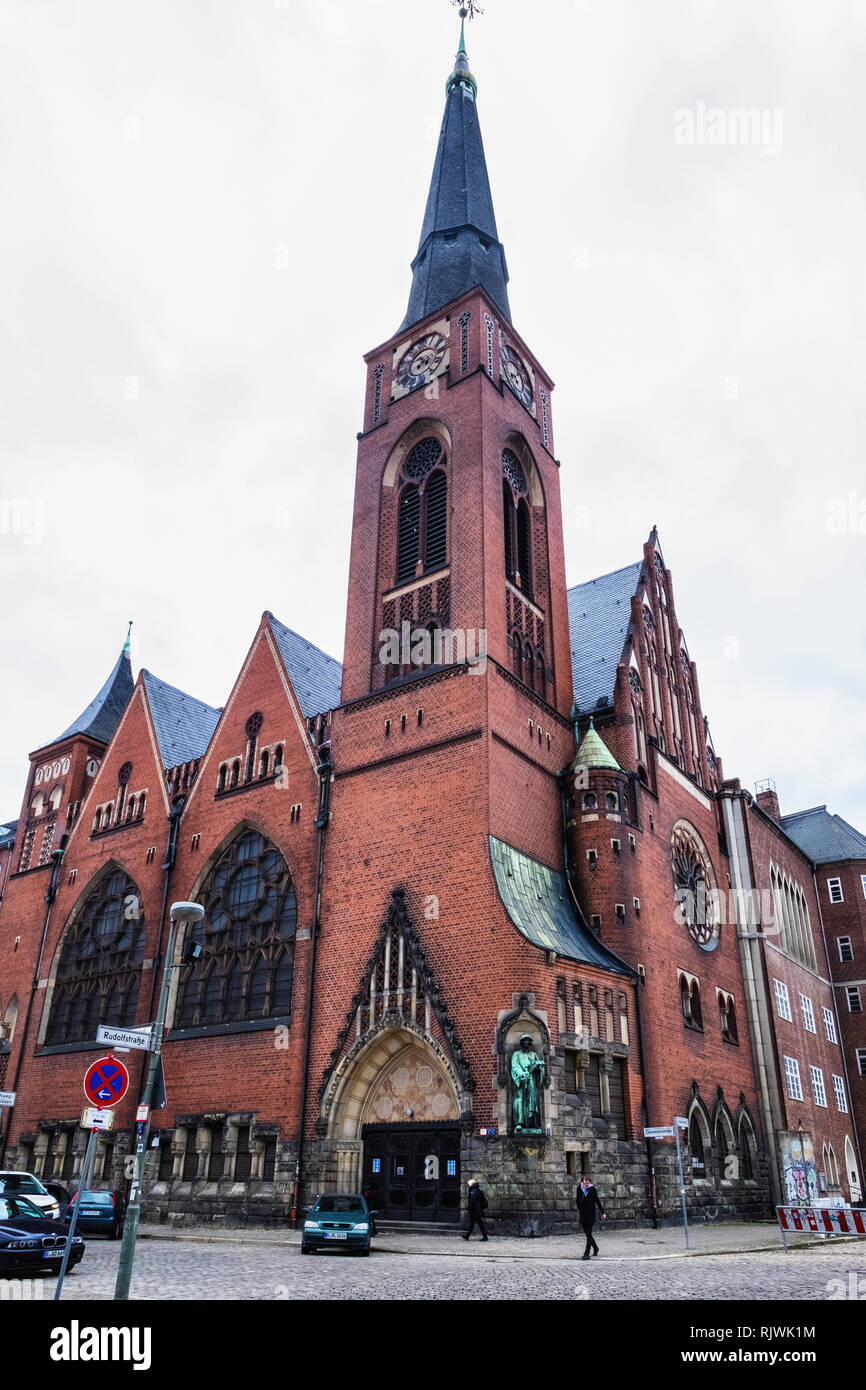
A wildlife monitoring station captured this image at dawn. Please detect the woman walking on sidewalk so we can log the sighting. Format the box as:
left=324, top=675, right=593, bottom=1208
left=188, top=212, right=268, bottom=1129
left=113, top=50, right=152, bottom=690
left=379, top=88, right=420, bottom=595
left=577, top=1174, right=606, bottom=1259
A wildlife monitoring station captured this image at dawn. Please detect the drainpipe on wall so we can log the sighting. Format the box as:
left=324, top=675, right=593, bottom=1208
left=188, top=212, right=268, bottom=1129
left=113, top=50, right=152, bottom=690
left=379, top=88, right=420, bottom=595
left=812, top=868, right=864, bottom=1195
left=291, top=738, right=333, bottom=1228
left=720, top=790, right=783, bottom=1209
left=0, top=842, right=66, bottom=1164
left=131, top=796, right=183, bottom=1191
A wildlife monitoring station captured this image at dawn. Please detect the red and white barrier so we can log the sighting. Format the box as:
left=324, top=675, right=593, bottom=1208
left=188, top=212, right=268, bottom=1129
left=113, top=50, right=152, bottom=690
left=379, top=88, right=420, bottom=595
left=777, top=1204, right=866, bottom=1248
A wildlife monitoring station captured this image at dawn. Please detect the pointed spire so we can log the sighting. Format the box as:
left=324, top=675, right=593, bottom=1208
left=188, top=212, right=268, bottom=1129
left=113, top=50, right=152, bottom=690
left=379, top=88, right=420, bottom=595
left=50, top=629, right=135, bottom=747
left=447, top=13, right=477, bottom=97
left=124, top=619, right=133, bottom=654
left=397, top=17, right=510, bottom=335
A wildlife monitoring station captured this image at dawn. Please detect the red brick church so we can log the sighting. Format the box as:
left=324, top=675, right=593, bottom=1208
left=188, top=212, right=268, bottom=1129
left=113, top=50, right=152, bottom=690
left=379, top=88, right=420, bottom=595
left=1, top=22, right=863, bottom=1231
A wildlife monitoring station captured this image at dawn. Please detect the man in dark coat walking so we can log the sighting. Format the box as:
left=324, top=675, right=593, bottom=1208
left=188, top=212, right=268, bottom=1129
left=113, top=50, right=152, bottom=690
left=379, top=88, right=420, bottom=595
left=576, top=1174, right=606, bottom=1258
left=463, top=1181, right=489, bottom=1241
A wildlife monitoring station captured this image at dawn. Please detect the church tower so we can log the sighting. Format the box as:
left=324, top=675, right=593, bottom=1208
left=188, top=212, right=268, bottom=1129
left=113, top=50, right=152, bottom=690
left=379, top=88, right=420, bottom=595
left=339, top=20, right=572, bottom=720
left=309, top=22, right=647, bottom=1231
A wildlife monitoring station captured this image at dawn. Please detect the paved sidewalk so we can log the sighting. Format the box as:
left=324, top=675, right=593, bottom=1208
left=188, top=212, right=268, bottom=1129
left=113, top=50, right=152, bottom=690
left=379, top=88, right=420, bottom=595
left=138, top=1219, right=849, bottom=1261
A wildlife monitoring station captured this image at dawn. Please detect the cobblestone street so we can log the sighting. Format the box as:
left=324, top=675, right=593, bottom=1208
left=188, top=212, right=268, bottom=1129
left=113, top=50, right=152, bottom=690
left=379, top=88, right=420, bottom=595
left=24, top=1224, right=866, bottom=1301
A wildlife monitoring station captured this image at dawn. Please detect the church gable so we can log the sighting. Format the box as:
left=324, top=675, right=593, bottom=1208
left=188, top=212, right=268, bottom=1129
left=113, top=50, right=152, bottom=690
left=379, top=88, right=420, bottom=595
left=65, top=681, right=168, bottom=848
left=182, top=616, right=327, bottom=818
left=318, top=887, right=475, bottom=1118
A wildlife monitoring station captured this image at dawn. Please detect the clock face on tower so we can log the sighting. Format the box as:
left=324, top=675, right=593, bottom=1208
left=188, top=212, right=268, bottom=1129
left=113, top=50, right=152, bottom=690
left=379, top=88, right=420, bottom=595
left=501, top=344, right=534, bottom=410
left=394, top=332, right=449, bottom=395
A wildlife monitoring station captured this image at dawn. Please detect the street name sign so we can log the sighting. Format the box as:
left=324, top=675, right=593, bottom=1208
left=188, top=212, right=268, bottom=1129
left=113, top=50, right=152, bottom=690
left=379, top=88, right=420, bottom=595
left=644, top=1125, right=675, bottom=1138
left=674, top=1116, right=689, bottom=1129
left=0, top=1091, right=16, bottom=1107
left=96, top=1025, right=153, bottom=1052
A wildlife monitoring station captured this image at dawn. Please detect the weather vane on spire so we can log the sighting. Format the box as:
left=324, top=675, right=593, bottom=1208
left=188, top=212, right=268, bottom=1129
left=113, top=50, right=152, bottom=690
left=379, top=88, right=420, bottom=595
left=452, top=0, right=484, bottom=20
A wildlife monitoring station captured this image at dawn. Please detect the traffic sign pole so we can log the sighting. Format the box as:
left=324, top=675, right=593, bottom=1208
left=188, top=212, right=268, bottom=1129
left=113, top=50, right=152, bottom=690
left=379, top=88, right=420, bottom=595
left=114, top=902, right=203, bottom=1302
left=54, top=1121, right=98, bottom=1301
left=674, top=1119, right=690, bottom=1250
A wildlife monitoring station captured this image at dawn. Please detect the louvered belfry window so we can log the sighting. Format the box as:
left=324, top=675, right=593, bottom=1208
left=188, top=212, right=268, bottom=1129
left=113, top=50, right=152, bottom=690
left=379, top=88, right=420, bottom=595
left=46, top=869, right=145, bottom=1044
left=176, top=830, right=297, bottom=1029
left=502, top=448, right=532, bottom=599
left=395, top=437, right=448, bottom=584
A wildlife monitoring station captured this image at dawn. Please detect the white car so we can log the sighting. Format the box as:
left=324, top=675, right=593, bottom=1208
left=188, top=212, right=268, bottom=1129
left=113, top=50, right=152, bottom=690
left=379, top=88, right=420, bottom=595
left=0, top=1171, right=62, bottom=1219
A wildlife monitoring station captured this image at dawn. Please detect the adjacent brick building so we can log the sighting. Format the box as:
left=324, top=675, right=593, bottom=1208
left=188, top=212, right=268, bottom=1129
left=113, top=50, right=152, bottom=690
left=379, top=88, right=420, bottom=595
left=0, top=23, right=862, bottom=1231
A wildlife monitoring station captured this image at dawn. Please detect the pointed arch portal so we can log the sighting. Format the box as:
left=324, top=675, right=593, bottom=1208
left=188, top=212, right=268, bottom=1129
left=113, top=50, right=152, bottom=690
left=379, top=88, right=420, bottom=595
left=322, top=1024, right=463, bottom=1222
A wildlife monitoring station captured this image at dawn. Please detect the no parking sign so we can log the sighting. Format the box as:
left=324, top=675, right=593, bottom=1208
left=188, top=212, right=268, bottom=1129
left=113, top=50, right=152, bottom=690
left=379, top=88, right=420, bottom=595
left=83, top=1054, right=130, bottom=1107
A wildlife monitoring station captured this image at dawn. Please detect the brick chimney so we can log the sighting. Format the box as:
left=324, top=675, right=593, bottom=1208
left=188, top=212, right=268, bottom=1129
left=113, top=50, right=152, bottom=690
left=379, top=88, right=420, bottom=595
left=755, top=779, right=781, bottom=823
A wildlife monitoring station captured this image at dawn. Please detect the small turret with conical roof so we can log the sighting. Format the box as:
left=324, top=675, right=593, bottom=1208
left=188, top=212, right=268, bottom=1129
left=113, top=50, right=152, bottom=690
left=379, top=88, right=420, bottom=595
left=14, top=626, right=135, bottom=872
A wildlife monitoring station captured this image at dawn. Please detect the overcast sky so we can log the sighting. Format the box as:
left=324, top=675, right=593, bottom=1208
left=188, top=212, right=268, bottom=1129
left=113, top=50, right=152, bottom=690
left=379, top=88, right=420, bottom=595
left=1, top=0, right=864, bottom=834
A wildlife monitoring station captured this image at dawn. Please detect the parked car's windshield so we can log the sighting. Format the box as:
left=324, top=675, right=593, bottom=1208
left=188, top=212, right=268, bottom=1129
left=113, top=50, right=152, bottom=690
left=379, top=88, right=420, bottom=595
left=314, top=1195, right=366, bottom=1213
left=0, top=1196, right=44, bottom=1221
left=0, top=1174, right=47, bottom=1197
left=74, top=1191, right=112, bottom=1203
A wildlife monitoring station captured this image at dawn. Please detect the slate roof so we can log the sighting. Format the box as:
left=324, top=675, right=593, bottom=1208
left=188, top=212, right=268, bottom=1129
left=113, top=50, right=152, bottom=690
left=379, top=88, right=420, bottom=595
left=490, top=836, right=635, bottom=975
left=141, top=672, right=221, bottom=770
left=52, top=647, right=135, bottom=747
left=781, top=806, right=866, bottom=865
left=266, top=614, right=343, bottom=719
left=397, top=33, right=510, bottom=334
left=567, top=563, right=643, bottom=715
left=0, top=820, right=16, bottom=849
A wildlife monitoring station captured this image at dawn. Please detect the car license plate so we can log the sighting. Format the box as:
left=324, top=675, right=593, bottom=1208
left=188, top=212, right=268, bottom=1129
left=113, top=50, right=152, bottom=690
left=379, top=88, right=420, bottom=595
left=81, top=1210, right=101, bottom=1217
left=42, top=1250, right=62, bottom=1260
left=323, top=1231, right=347, bottom=1240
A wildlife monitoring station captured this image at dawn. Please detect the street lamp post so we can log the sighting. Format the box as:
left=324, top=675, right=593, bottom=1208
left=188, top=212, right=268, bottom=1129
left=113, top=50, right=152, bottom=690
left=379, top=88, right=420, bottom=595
left=113, top=900, right=204, bottom=1301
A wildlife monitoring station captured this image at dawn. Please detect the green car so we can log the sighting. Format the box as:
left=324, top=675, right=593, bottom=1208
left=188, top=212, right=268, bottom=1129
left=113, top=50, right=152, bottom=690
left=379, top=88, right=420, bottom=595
left=301, top=1193, right=375, bottom=1256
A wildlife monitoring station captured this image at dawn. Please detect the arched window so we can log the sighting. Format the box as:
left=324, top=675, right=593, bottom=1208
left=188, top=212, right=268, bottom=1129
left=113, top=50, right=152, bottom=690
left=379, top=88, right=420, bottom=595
left=738, top=1112, right=757, bottom=1181
left=230, top=761, right=240, bottom=789
left=511, top=630, right=523, bottom=682
left=715, top=1111, right=736, bottom=1182
left=534, top=648, right=546, bottom=698
left=46, top=869, right=145, bottom=1045
left=690, top=980, right=703, bottom=1030
left=689, top=1114, right=707, bottom=1178
left=396, top=437, right=448, bottom=585
left=218, top=765, right=227, bottom=794
left=502, top=449, right=533, bottom=597
left=605, top=792, right=618, bottom=812
left=582, top=793, right=597, bottom=812
left=48, top=786, right=63, bottom=812
left=259, top=750, right=270, bottom=780
left=30, top=792, right=44, bottom=817
left=175, top=829, right=297, bottom=1029
left=245, top=713, right=263, bottom=783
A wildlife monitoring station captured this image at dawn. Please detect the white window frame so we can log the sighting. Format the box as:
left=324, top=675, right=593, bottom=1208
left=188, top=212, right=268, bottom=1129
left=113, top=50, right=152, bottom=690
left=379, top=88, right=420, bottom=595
left=827, top=877, right=844, bottom=904
left=774, top=978, right=792, bottom=1022
left=800, top=994, right=816, bottom=1033
left=823, top=1006, right=838, bottom=1044
left=838, top=936, right=854, bottom=962
left=784, top=1056, right=803, bottom=1101
left=832, top=1074, right=848, bottom=1113
left=846, top=986, right=862, bottom=1013
left=861, top=873, right=866, bottom=902
left=856, top=1048, right=866, bottom=1078
left=810, top=1066, right=827, bottom=1107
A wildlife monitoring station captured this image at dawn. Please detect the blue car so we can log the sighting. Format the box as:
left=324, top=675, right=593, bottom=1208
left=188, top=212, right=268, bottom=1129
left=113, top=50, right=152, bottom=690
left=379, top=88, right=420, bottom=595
left=301, top=1193, right=375, bottom=1255
left=68, top=1188, right=125, bottom=1238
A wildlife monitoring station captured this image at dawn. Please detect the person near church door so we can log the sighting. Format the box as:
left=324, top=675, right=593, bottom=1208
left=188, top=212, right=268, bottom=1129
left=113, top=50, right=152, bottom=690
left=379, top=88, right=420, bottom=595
left=463, top=1181, right=489, bottom=1241
left=577, top=1175, right=606, bottom=1258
